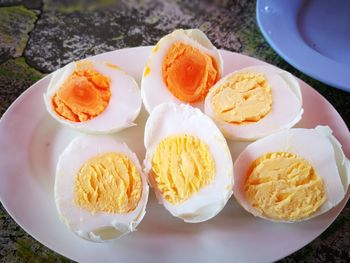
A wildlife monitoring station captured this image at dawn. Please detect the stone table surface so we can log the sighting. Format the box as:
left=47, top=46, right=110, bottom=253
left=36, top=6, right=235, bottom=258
left=0, top=0, right=349, bottom=262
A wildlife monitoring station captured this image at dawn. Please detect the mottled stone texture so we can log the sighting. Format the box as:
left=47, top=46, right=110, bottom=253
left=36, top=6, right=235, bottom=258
left=0, top=57, right=43, bottom=115
left=0, top=0, right=41, bottom=9
left=25, top=0, right=248, bottom=72
left=0, top=0, right=350, bottom=262
left=0, top=6, right=38, bottom=63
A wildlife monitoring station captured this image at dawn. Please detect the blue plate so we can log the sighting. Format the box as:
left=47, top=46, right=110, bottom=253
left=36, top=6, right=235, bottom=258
left=256, top=0, right=350, bottom=92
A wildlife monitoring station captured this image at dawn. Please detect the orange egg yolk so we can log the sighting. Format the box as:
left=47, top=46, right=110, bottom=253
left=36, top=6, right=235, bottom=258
left=162, top=42, right=219, bottom=103
left=51, top=61, right=111, bottom=122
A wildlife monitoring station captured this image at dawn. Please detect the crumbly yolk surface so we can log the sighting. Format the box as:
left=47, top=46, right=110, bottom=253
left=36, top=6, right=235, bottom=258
left=162, top=42, right=219, bottom=103
left=151, top=135, right=215, bottom=204
left=211, top=72, right=272, bottom=124
left=74, top=152, right=142, bottom=214
left=244, top=152, right=326, bottom=221
left=52, top=61, right=111, bottom=122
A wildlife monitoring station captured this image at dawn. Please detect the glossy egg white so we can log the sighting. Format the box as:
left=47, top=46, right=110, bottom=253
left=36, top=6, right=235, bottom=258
left=44, top=59, right=142, bottom=134
left=141, top=29, right=223, bottom=113
left=204, top=65, right=304, bottom=141
left=233, top=126, right=350, bottom=222
left=143, top=103, right=233, bottom=223
left=55, top=135, right=149, bottom=242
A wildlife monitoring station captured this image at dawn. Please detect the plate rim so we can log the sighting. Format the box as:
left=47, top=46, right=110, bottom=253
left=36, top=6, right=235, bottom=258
left=256, top=0, right=350, bottom=92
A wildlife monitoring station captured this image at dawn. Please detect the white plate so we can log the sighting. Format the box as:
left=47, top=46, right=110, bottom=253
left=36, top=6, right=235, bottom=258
left=0, top=47, right=349, bottom=263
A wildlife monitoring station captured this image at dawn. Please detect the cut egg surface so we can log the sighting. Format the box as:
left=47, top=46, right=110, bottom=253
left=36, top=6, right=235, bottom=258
left=55, top=135, right=149, bottom=242
left=143, top=103, right=233, bottom=223
left=141, top=29, right=223, bottom=113
left=204, top=65, right=303, bottom=141
left=44, top=59, right=142, bottom=134
left=233, top=126, right=350, bottom=222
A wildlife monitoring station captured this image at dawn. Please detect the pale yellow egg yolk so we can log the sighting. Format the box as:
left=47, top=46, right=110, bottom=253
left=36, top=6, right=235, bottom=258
left=244, top=152, right=326, bottom=221
left=151, top=135, right=215, bottom=204
left=211, top=72, right=272, bottom=124
left=52, top=61, right=111, bottom=122
left=74, top=152, right=142, bottom=214
left=162, top=42, right=219, bottom=103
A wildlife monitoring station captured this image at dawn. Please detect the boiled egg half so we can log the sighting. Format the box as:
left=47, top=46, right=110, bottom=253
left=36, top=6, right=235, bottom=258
left=55, top=135, right=149, bottom=241
left=233, top=126, right=350, bottom=222
left=44, top=59, right=141, bottom=134
left=143, top=103, right=233, bottom=223
left=141, top=29, right=223, bottom=113
left=204, top=65, right=303, bottom=141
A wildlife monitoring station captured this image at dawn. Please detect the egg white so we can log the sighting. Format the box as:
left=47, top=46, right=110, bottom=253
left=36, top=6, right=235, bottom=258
left=233, top=126, right=350, bottom=222
left=44, top=59, right=142, bottom=134
left=141, top=29, right=223, bottom=113
left=143, top=103, right=233, bottom=223
left=204, top=65, right=304, bottom=141
left=55, top=135, right=149, bottom=242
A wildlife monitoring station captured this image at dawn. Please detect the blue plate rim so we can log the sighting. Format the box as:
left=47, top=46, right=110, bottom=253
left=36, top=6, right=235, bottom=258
left=256, top=0, right=350, bottom=92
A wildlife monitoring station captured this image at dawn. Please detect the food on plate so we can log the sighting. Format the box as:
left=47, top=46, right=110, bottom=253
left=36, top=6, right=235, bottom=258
left=141, top=28, right=223, bottom=113
left=55, top=135, right=149, bottom=242
left=143, top=103, right=233, bottom=222
left=44, top=59, right=141, bottom=134
left=204, top=65, right=303, bottom=141
left=233, top=126, right=350, bottom=222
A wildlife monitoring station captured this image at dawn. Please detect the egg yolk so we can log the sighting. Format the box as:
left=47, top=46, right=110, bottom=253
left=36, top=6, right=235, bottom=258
left=52, top=61, right=111, bottom=122
left=162, top=42, right=219, bottom=103
left=211, top=72, right=272, bottom=124
left=74, top=152, right=142, bottom=214
left=151, top=135, right=215, bottom=204
left=244, top=152, right=326, bottom=221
